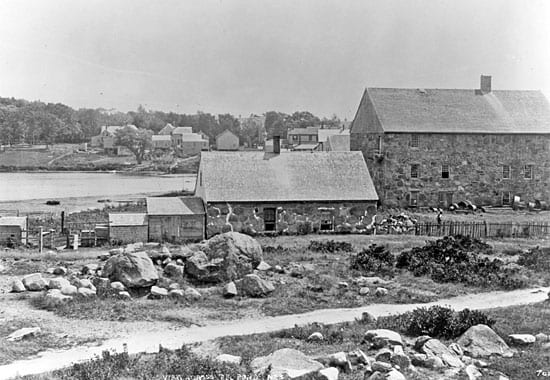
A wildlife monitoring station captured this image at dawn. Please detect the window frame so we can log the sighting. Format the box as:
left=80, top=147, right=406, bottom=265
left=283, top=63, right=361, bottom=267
left=409, top=191, right=419, bottom=207
left=502, top=191, right=511, bottom=206
left=524, top=164, right=533, bottom=180
left=410, top=134, right=419, bottom=148
left=502, top=164, right=511, bottom=180
left=441, top=163, right=450, bottom=179
left=410, top=164, right=420, bottom=179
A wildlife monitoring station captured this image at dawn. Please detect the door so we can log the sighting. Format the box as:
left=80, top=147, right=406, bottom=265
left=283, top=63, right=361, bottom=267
left=263, top=208, right=277, bottom=231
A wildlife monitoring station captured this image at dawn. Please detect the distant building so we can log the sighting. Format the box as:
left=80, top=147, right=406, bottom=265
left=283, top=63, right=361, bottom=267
left=0, top=216, right=27, bottom=245
left=350, top=75, right=550, bottom=208
left=108, top=213, right=148, bottom=244
left=90, top=125, right=138, bottom=155
left=215, top=129, right=239, bottom=151
left=158, top=123, right=176, bottom=135
left=198, top=131, right=210, bottom=148
left=318, top=128, right=350, bottom=151
left=174, top=133, right=208, bottom=155
left=325, top=134, right=350, bottom=152
left=151, top=135, right=172, bottom=149
left=147, top=197, right=206, bottom=242
left=195, top=141, right=378, bottom=237
left=287, top=127, right=319, bottom=149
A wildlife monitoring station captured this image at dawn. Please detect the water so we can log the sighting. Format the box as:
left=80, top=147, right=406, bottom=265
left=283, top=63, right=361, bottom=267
left=0, top=172, right=196, bottom=201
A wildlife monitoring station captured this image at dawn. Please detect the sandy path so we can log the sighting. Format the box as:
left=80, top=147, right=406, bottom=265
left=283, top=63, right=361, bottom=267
left=1, top=286, right=548, bottom=379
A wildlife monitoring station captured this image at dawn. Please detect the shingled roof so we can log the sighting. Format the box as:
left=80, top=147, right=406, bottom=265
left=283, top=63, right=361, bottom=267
left=351, top=87, right=550, bottom=134
left=146, top=197, right=205, bottom=215
left=196, top=151, right=378, bottom=202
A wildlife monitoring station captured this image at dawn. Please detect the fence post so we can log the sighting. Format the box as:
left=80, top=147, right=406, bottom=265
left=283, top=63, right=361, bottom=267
left=39, top=227, right=43, bottom=253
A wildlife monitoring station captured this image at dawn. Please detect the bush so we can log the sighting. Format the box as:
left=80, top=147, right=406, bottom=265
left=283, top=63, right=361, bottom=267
left=308, top=240, right=354, bottom=253
left=376, top=306, right=495, bottom=339
left=350, top=244, right=394, bottom=276
left=517, top=246, right=550, bottom=271
left=396, top=235, right=526, bottom=289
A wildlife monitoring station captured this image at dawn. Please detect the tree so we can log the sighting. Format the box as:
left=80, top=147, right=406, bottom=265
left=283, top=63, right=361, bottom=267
left=115, top=127, right=152, bottom=164
left=264, top=111, right=288, bottom=139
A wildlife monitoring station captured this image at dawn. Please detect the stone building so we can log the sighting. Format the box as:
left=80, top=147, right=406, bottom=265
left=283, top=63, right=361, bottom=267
left=195, top=141, right=378, bottom=237
left=350, top=76, right=550, bottom=208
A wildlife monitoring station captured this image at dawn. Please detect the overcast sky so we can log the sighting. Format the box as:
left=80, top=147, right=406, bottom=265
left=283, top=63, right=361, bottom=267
left=1, top=0, right=549, bottom=119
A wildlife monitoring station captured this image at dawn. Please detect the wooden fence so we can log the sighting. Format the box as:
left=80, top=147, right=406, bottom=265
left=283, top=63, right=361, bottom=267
left=413, top=221, right=550, bottom=239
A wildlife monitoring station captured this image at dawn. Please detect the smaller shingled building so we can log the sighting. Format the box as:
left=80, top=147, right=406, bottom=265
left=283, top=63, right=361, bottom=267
left=108, top=213, right=148, bottom=244
left=146, top=197, right=206, bottom=242
left=195, top=151, right=378, bottom=236
left=0, top=216, right=28, bottom=245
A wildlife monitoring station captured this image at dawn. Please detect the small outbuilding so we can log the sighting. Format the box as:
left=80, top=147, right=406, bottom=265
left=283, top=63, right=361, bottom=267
left=108, top=213, right=148, bottom=244
left=0, top=216, right=28, bottom=245
left=147, top=197, right=205, bottom=243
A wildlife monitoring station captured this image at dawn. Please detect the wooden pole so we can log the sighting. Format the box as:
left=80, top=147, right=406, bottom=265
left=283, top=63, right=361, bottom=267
left=39, top=227, right=43, bottom=253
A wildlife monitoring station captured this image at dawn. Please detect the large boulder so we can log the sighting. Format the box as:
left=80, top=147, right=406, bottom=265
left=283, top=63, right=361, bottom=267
left=250, top=348, right=324, bottom=379
left=48, top=277, right=71, bottom=290
left=45, top=289, right=72, bottom=305
left=364, top=329, right=403, bottom=347
left=22, top=273, right=47, bottom=291
left=185, top=252, right=224, bottom=283
left=202, top=232, right=263, bottom=281
left=457, top=324, right=514, bottom=358
left=236, top=274, right=275, bottom=297
left=419, top=338, right=464, bottom=368
left=11, top=279, right=26, bottom=293
left=102, top=251, right=159, bottom=288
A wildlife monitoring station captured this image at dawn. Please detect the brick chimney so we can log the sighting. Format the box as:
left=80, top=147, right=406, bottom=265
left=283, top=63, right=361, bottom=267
left=480, top=75, right=492, bottom=94
left=273, top=135, right=280, bottom=154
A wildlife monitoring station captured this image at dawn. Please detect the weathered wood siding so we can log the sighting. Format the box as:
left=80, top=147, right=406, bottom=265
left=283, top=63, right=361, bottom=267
left=0, top=226, right=22, bottom=245
left=110, top=225, right=148, bottom=244
left=148, top=215, right=205, bottom=243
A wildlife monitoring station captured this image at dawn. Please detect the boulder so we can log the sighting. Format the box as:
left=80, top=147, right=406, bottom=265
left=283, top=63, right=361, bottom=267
left=250, top=348, right=324, bottom=379
left=361, top=312, right=376, bottom=324
left=185, top=252, right=223, bottom=283
left=45, top=289, right=72, bottom=305
left=236, top=274, right=275, bottom=297
left=316, top=368, right=339, bottom=380
left=110, top=281, right=126, bottom=291
left=60, top=285, right=78, bottom=296
left=355, top=276, right=392, bottom=286
left=359, top=287, right=370, bottom=296
left=77, top=287, right=96, bottom=298
left=420, top=338, right=464, bottom=368
left=374, top=348, right=392, bottom=363
left=366, top=372, right=385, bottom=380
left=53, top=267, right=68, bottom=275
left=215, top=354, right=242, bottom=365
left=223, top=281, right=238, bottom=297
left=7, top=327, right=41, bottom=342
left=391, top=345, right=411, bottom=369
left=22, top=273, right=47, bottom=291
left=386, top=370, right=406, bottom=380
left=81, top=263, right=99, bottom=275
left=325, top=352, right=351, bottom=372
left=364, top=329, right=403, bottom=347
left=184, top=287, right=202, bottom=300
left=150, top=286, right=168, bottom=298
left=256, top=261, right=271, bottom=271
left=164, top=263, right=184, bottom=279
left=169, top=289, right=185, bottom=299
left=457, top=324, right=513, bottom=358
left=374, top=287, right=388, bottom=297
left=464, top=364, right=483, bottom=380
left=371, top=361, right=392, bottom=373
left=118, top=291, right=132, bottom=300
left=347, top=349, right=370, bottom=365
left=124, top=242, right=144, bottom=254
left=103, top=251, right=159, bottom=288
left=508, top=334, right=536, bottom=345
left=11, top=279, right=26, bottom=293
left=411, top=353, right=444, bottom=369
left=308, top=332, right=324, bottom=342
left=78, top=279, right=96, bottom=291
left=535, top=333, right=549, bottom=343
left=109, top=248, right=124, bottom=256
left=48, top=277, right=70, bottom=290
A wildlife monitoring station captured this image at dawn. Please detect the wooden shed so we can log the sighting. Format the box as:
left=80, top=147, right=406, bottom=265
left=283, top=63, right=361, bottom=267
left=0, top=216, right=28, bottom=245
left=108, top=213, right=148, bottom=244
left=146, top=197, right=205, bottom=243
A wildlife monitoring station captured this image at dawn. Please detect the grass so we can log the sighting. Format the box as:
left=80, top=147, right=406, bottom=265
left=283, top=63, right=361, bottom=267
left=0, top=317, right=96, bottom=366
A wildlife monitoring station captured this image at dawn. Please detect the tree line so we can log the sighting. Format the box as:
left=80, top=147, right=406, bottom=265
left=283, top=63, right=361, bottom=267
left=0, top=96, right=344, bottom=146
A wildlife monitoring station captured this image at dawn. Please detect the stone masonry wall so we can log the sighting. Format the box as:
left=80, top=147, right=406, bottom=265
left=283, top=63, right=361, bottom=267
left=205, top=201, right=377, bottom=237
left=352, top=132, right=550, bottom=208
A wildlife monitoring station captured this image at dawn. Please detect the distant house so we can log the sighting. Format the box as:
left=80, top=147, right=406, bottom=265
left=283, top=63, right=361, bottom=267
left=159, top=123, right=176, bottom=135
left=195, top=140, right=378, bottom=237
left=318, top=128, right=350, bottom=151
left=288, top=127, right=319, bottom=149
left=350, top=75, right=550, bottom=208
left=325, top=134, right=350, bottom=152
left=108, top=213, right=148, bottom=244
left=173, top=133, right=208, bottom=155
left=216, top=130, right=239, bottom=151
left=90, top=125, right=138, bottom=155
left=0, top=216, right=28, bottom=245
left=151, top=135, right=172, bottom=149
left=198, top=131, right=210, bottom=147
left=147, top=197, right=206, bottom=242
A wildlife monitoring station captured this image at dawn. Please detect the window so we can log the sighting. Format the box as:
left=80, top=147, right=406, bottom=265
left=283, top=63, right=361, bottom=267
left=438, top=192, right=453, bottom=207
left=411, top=134, right=419, bottom=148
left=441, top=164, right=450, bottom=179
left=502, top=165, right=510, bottom=179
left=410, top=164, right=419, bottom=178
left=502, top=191, right=511, bottom=206
left=319, top=211, right=334, bottom=231
left=308, top=135, right=313, bottom=141
left=524, top=164, right=533, bottom=179
left=263, top=208, right=277, bottom=231
left=409, top=191, right=419, bottom=207
left=292, top=135, right=298, bottom=141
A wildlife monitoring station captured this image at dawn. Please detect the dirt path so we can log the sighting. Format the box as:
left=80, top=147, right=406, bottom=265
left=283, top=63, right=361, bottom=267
left=1, top=286, right=548, bottom=379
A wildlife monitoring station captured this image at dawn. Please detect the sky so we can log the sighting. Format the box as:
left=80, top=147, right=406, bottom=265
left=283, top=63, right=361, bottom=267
left=0, top=0, right=549, bottom=119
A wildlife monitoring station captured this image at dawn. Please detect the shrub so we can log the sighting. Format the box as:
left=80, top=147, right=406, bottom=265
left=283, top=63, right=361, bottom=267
left=517, top=246, right=550, bottom=271
left=396, top=235, right=525, bottom=289
left=269, top=322, right=348, bottom=344
left=350, top=244, right=394, bottom=276
left=308, top=240, right=354, bottom=253
left=376, top=306, right=495, bottom=339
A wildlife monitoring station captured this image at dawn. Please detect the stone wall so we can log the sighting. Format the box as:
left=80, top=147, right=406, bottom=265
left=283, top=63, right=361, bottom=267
left=351, top=132, right=550, bottom=208
left=205, top=201, right=377, bottom=237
